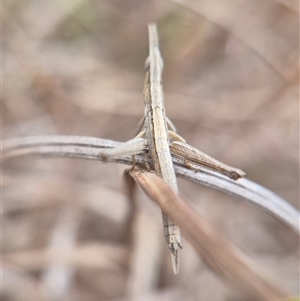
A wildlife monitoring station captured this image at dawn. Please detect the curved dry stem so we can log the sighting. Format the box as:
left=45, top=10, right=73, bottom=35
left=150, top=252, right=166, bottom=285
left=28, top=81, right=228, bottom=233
left=2, top=135, right=299, bottom=234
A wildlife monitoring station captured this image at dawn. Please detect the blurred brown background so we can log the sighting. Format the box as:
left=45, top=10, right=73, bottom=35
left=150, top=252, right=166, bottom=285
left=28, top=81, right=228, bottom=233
left=2, top=0, right=299, bottom=300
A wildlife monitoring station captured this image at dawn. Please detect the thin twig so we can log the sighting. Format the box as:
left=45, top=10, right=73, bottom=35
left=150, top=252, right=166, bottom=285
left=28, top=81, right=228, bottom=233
left=129, top=168, right=286, bottom=301
left=2, top=135, right=299, bottom=234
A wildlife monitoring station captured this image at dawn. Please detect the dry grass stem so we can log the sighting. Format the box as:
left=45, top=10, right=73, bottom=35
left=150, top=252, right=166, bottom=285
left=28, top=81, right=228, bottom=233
left=3, top=136, right=299, bottom=234
left=129, top=168, right=287, bottom=301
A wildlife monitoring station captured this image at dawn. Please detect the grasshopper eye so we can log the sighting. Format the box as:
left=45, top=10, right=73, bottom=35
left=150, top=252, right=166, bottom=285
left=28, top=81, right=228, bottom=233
left=228, top=171, right=240, bottom=181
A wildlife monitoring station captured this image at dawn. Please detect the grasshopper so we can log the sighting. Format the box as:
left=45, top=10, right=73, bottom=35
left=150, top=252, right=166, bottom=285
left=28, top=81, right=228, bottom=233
left=98, top=23, right=245, bottom=274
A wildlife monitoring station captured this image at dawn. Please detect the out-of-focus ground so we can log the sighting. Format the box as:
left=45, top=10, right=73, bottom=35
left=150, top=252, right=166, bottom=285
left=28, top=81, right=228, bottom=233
left=2, top=1, right=299, bottom=300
